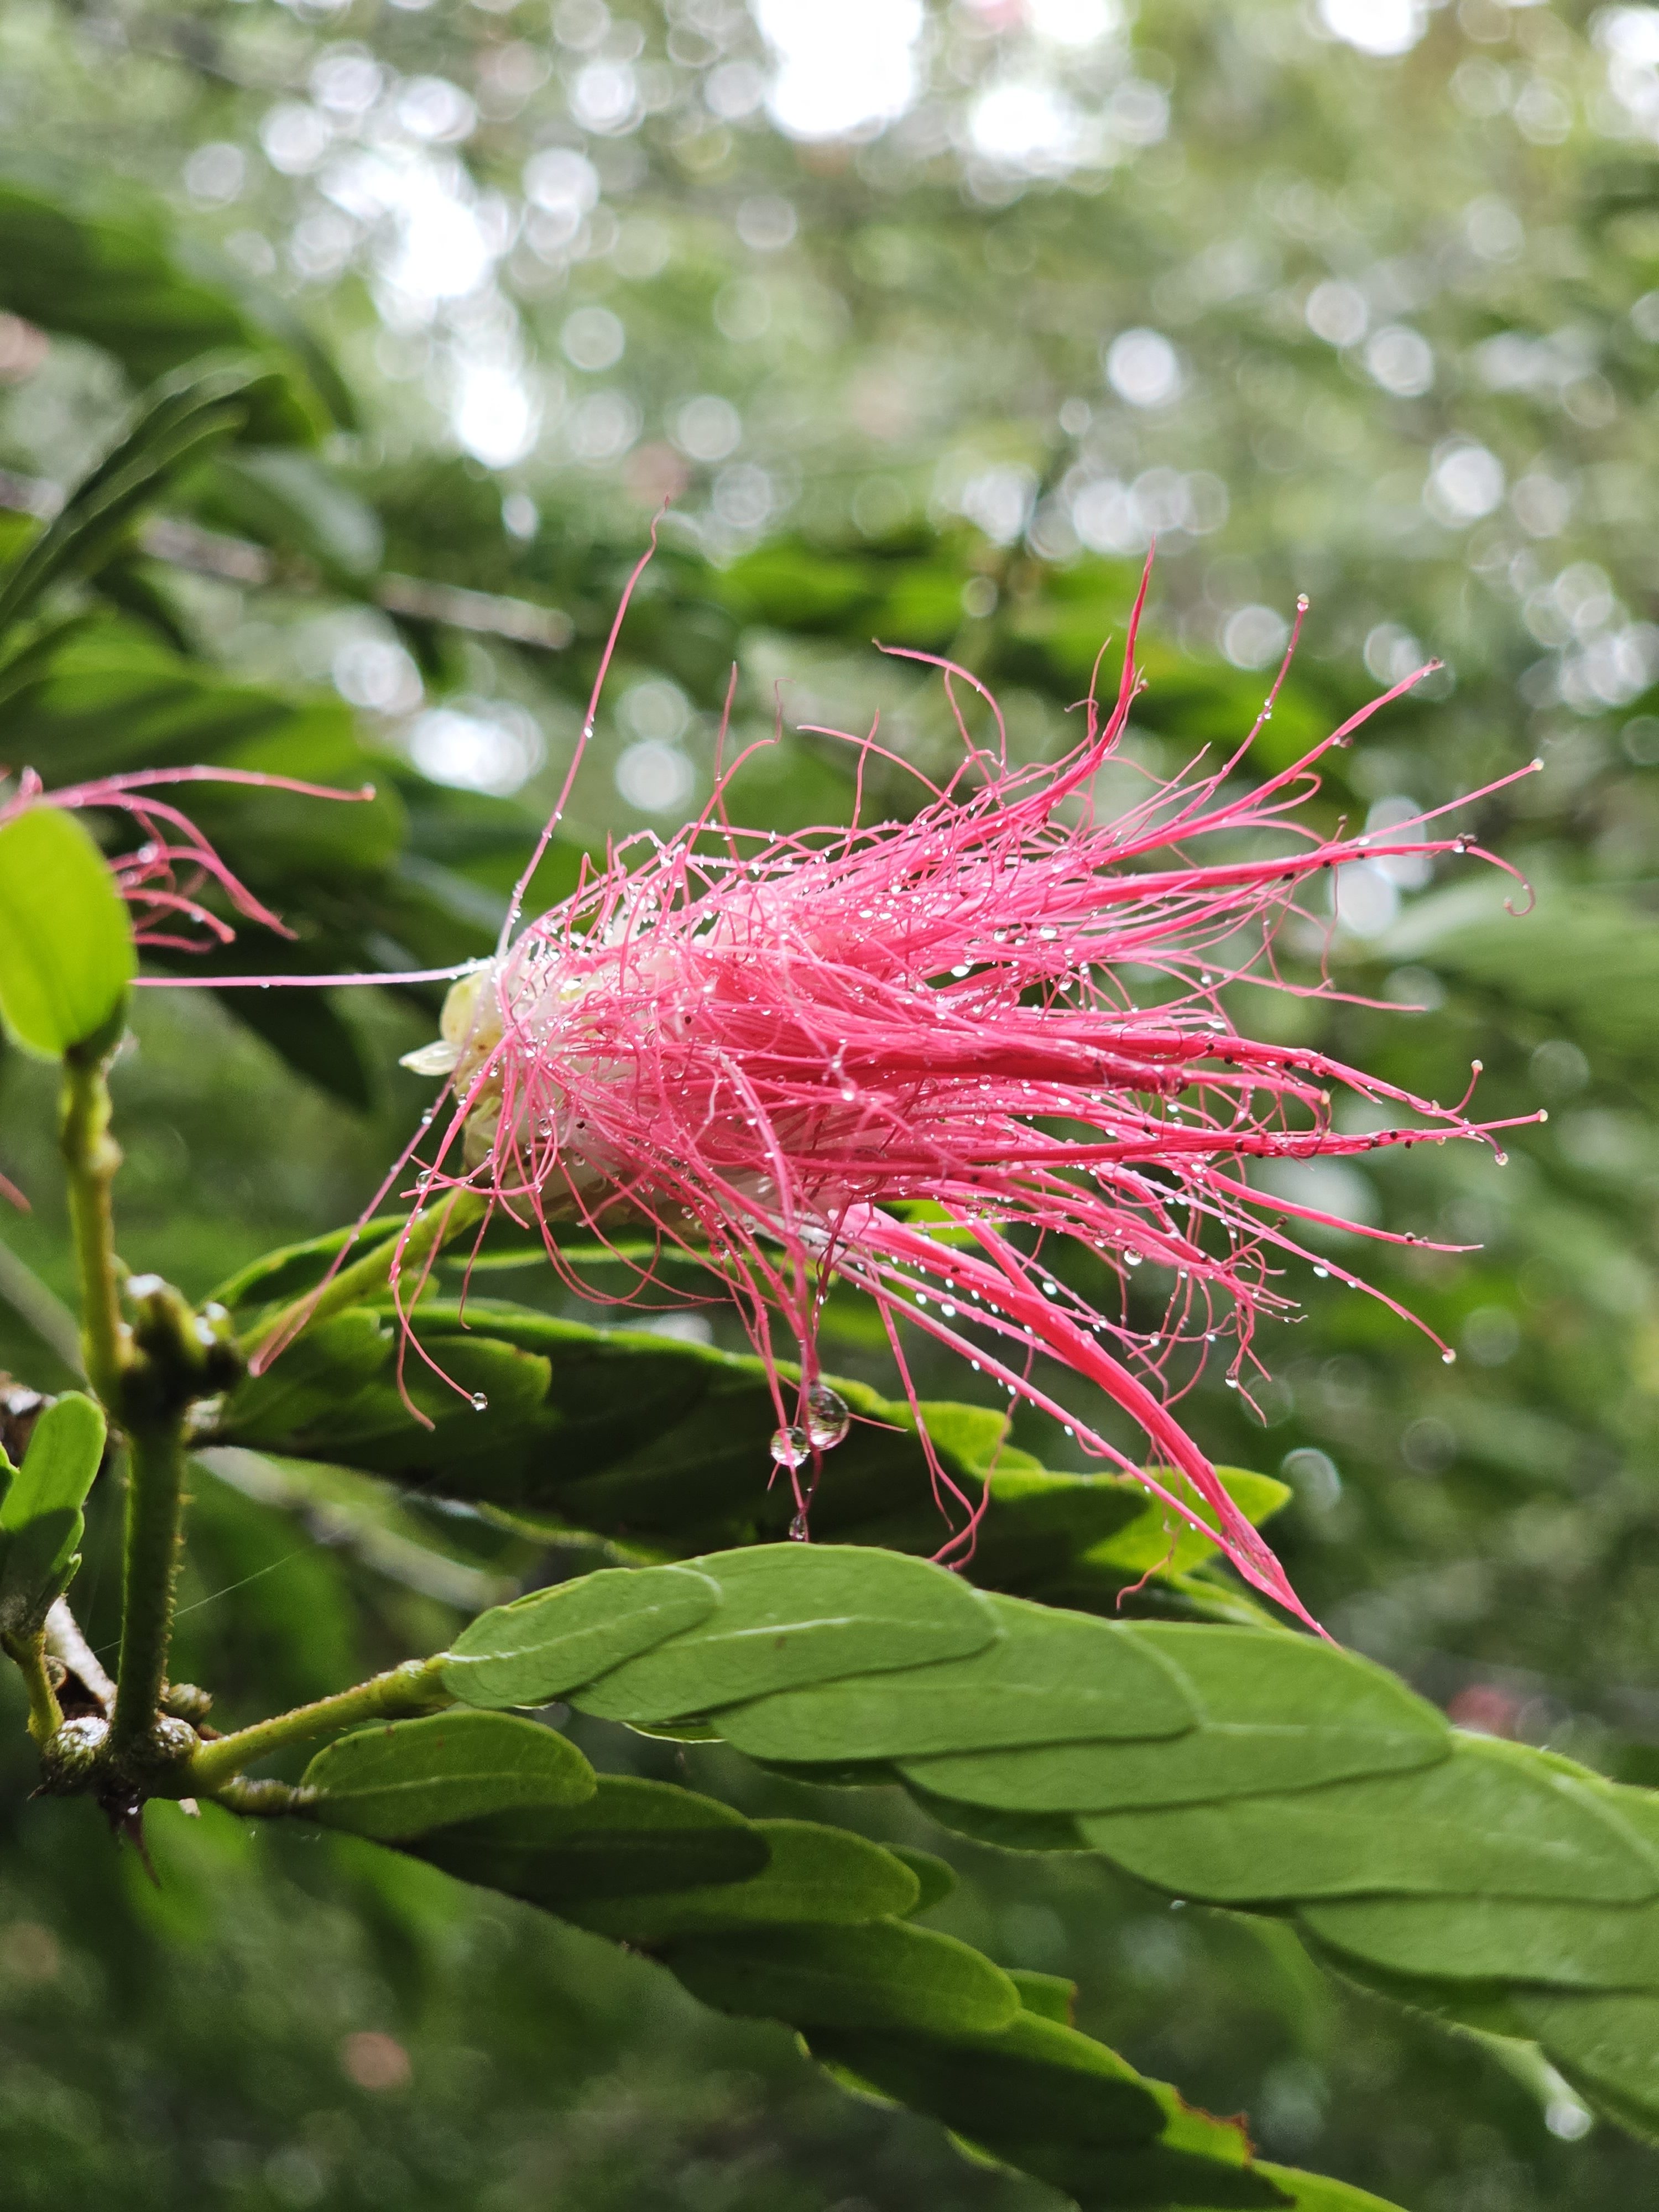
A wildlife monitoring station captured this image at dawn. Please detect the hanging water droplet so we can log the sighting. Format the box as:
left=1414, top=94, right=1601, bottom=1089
left=1442, top=1349, right=1457, bottom=1365
left=805, top=1383, right=850, bottom=1451
left=788, top=1509, right=810, bottom=1541
left=770, top=1425, right=810, bottom=1469
left=470, top=1392, right=489, bottom=1412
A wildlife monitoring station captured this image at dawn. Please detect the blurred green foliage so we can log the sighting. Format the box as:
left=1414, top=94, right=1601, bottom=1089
left=7, top=0, right=1659, bottom=2206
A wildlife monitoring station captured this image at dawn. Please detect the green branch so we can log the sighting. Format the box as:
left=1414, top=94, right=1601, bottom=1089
left=2, top=1629, right=63, bottom=1744
left=186, top=1656, right=451, bottom=1794
left=108, top=1422, right=186, bottom=1759
left=59, top=1042, right=128, bottom=1406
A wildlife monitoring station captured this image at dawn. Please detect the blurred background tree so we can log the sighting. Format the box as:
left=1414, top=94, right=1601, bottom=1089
left=6, top=0, right=1659, bottom=2205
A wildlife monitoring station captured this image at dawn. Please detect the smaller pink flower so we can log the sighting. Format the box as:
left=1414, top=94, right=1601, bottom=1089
left=0, top=764, right=371, bottom=955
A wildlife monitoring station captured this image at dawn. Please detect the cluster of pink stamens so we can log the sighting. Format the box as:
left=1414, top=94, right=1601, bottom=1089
left=1, top=765, right=368, bottom=953
left=338, top=569, right=1537, bottom=1630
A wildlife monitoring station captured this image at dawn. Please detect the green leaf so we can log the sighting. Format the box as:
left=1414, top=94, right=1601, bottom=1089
left=813, top=2008, right=1166, bottom=2157
left=1301, top=1892, right=1659, bottom=1991
left=302, top=1710, right=596, bottom=1841
left=898, top=1622, right=1448, bottom=1812
left=570, top=1545, right=998, bottom=1724
left=812, top=2009, right=1313, bottom=2209
left=889, top=1847, right=957, bottom=1914
left=0, top=806, right=135, bottom=1057
left=216, top=1285, right=1292, bottom=1619
left=0, top=169, right=346, bottom=436
left=1077, top=1737, right=1658, bottom=1906
left=441, top=1564, right=723, bottom=1708
left=665, top=1919, right=1022, bottom=2036
left=570, top=1819, right=921, bottom=1940
left=1514, top=1991, right=1659, bottom=2139
left=716, top=1592, right=1195, bottom=1763
left=0, top=361, right=268, bottom=640
left=1005, top=1969, right=1076, bottom=2024
left=409, top=1774, right=769, bottom=1907
left=1252, top=2166, right=1410, bottom=2211
left=0, top=1391, right=106, bottom=1635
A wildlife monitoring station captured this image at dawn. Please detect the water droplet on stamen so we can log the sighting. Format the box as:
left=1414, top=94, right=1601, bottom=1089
left=788, top=1509, right=810, bottom=1540
left=470, top=1392, right=489, bottom=1411
left=770, top=1425, right=810, bottom=1470
left=805, top=1384, right=849, bottom=1451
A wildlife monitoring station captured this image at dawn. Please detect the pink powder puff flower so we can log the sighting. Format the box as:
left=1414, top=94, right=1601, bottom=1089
left=263, top=564, right=1543, bottom=1631
left=0, top=763, right=375, bottom=955
left=0, top=761, right=378, bottom=1208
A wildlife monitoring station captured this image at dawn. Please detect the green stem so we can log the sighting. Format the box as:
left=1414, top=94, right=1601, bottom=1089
left=109, top=1424, right=186, bottom=1758
left=208, top=1775, right=316, bottom=1818
left=2, top=1630, right=63, bottom=1745
left=242, top=1186, right=488, bottom=1363
left=186, top=1656, right=451, bottom=1793
left=59, top=1044, right=128, bottom=1407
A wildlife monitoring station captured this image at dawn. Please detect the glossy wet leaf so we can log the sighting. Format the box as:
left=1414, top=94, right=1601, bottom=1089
left=303, top=1709, right=595, bottom=1840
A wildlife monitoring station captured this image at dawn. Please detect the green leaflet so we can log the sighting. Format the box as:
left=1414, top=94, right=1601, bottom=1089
left=570, top=1545, right=998, bottom=1723
left=716, top=1591, right=1194, bottom=1762
left=0, top=807, right=135, bottom=1061
left=302, top=1710, right=595, bottom=1840
left=1006, top=1969, right=1074, bottom=2023
left=570, top=1819, right=921, bottom=1940
left=377, top=1765, right=1387, bottom=2205
left=815, top=2009, right=1164, bottom=2152
left=819, top=2011, right=1302, bottom=2210
left=1077, top=1736, right=1658, bottom=1906
left=225, top=1311, right=392, bottom=1439
left=1301, top=1892, right=1659, bottom=1991
left=1251, top=2167, right=1408, bottom=2212
left=216, top=1293, right=1287, bottom=1619
left=899, top=1622, right=1448, bottom=1813
left=0, top=1391, right=106, bottom=1636
left=408, top=1775, right=770, bottom=1907
left=665, top=1919, right=1022, bottom=2037
left=441, top=1564, right=723, bottom=1708
left=1514, top=1992, right=1659, bottom=2140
